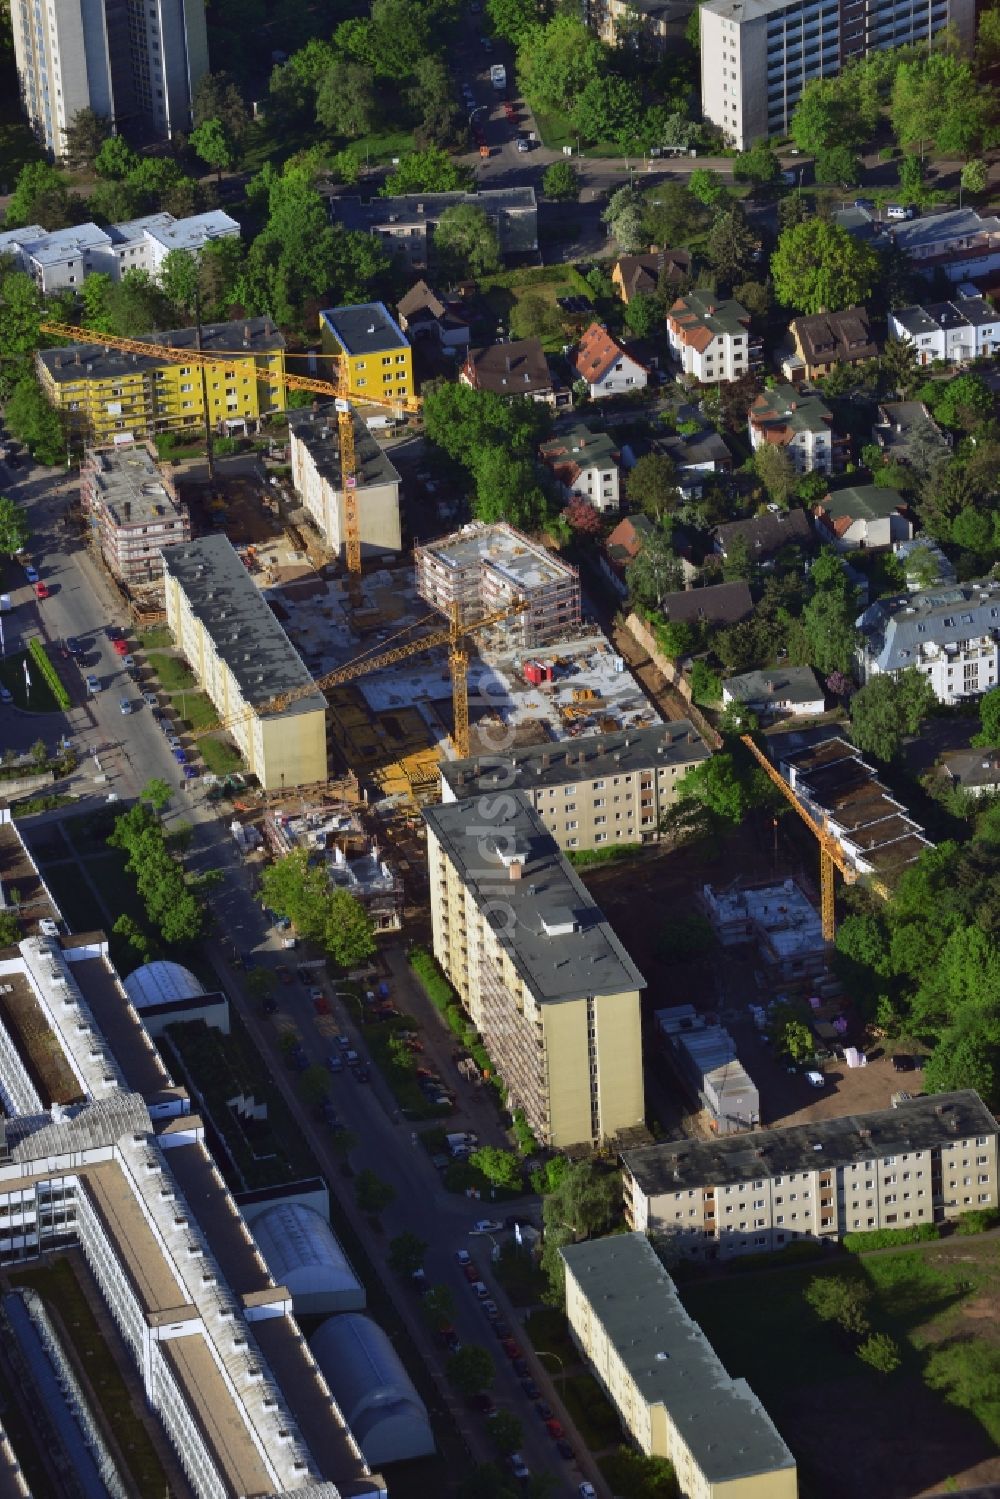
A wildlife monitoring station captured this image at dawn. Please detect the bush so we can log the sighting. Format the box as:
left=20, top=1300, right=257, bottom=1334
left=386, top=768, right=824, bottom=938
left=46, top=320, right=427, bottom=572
left=27, top=637, right=70, bottom=710
left=956, top=1208, right=1000, bottom=1236
left=857, top=1332, right=902, bottom=1374
left=842, top=1223, right=940, bottom=1253
left=409, top=946, right=457, bottom=1012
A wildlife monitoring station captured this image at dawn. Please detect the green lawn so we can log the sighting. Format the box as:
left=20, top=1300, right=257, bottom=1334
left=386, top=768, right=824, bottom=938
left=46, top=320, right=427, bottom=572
left=8, top=1259, right=170, bottom=1497
left=173, top=690, right=219, bottom=733
left=137, top=625, right=173, bottom=650
left=145, top=653, right=196, bottom=693
left=199, top=736, right=244, bottom=777
left=0, top=650, right=63, bottom=713
left=560, top=1371, right=622, bottom=1450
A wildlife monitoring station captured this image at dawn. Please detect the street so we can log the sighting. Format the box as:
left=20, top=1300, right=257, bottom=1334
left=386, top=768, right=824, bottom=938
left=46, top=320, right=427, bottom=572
left=3, top=456, right=609, bottom=1496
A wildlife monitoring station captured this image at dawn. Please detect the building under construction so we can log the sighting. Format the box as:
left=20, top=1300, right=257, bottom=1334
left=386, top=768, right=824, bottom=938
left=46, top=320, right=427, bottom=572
left=80, top=441, right=190, bottom=584
left=415, top=522, right=581, bottom=648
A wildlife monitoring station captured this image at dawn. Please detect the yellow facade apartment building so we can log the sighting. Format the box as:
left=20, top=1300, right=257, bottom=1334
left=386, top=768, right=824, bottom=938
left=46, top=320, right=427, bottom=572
left=424, top=793, right=644, bottom=1149
left=562, top=1234, right=798, bottom=1499
left=319, top=301, right=415, bottom=406
left=162, top=536, right=327, bottom=792
left=36, top=317, right=288, bottom=444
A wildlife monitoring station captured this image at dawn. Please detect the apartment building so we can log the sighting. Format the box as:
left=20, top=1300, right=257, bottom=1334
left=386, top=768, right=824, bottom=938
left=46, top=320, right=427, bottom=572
left=889, top=297, right=1000, bottom=365
left=424, top=794, right=645, bottom=1148
left=439, top=723, right=710, bottom=851
left=288, top=406, right=402, bottom=561
left=0, top=211, right=239, bottom=294
left=162, top=536, right=328, bottom=791
left=333, top=187, right=538, bottom=265
left=813, top=484, right=913, bottom=551
left=667, top=292, right=753, bottom=383
left=587, top=0, right=680, bottom=50
left=623, top=1092, right=998, bottom=1260
left=857, top=579, right=1000, bottom=703
left=700, top=0, right=973, bottom=148
left=318, top=302, right=415, bottom=405
left=562, top=1235, right=798, bottom=1498
left=890, top=209, right=1000, bottom=283
left=539, top=425, right=621, bottom=514
left=11, top=0, right=208, bottom=153
left=748, top=383, right=841, bottom=474
left=37, top=317, right=287, bottom=445
left=80, top=442, right=190, bottom=585
left=415, top=522, right=581, bottom=648
left=571, top=323, right=648, bottom=399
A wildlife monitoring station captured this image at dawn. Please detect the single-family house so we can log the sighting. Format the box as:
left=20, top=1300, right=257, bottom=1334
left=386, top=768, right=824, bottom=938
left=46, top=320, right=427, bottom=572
left=460, top=338, right=570, bottom=407
left=713, top=507, right=814, bottom=567
left=940, top=749, right=1000, bottom=798
left=857, top=579, right=1000, bottom=703
left=540, top=425, right=621, bottom=513
left=571, top=323, right=648, bottom=398
left=748, top=383, right=843, bottom=474
left=722, top=666, right=825, bottom=720
left=667, top=291, right=754, bottom=383
left=813, top=485, right=914, bottom=551
left=600, top=514, right=655, bottom=595
left=784, top=308, right=879, bottom=381
left=658, top=580, right=754, bottom=630
left=888, top=297, right=1000, bottom=364
left=889, top=210, right=1000, bottom=283
left=611, top=247, right=691, bottom=303
left=396, top=280, right=471, bottom=351
left=875, top=402, right=951, bottom=468
left=893, top=537, right=956, bottom=591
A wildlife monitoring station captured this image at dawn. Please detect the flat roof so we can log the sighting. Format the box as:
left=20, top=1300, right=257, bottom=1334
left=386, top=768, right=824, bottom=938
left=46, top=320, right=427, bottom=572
left=83, top=1161, right=191, bottom=1316
left=424, top=792, right=645, bottom=1003
left=38, top=317, right=284, bottom=383
left=162, top=1334, right=275, bottom=1499
left=162, top=536, right=326, bottom=715
left=441, top=722, right=709, bottom=797
left=68, top=954, right=176, bottom=1101
left=418, top=521, right=576, bottom=593
left=319, top=301, right=408, bottom=358
left=162, top=1138, right=273, bottom=1299
left=83, top=443, right=184, bottom=530
left=252, top=1316, right=369, bottom=1486
left=289, top=406, right=401, bottom=493
left=623, top=1091, right=996, bottom=1195
left=561, top=1234, right=795, bottom=1484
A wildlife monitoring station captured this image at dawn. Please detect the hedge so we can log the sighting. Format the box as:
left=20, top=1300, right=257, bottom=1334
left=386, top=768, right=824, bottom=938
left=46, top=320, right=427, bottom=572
left=843, top=1223, right=940, bottom=1253
left=956, top=1208, right=1000, bottom=1236
left=28, top=638, right=70, bottom=710
left=408, top=946, right=457, bottom=1013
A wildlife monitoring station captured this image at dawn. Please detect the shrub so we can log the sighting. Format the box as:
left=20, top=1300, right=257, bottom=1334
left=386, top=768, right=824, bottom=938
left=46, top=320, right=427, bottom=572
left=409, top=946, right=457, bottom=1012
left=28, top=637, right=70, bottom=710
left=857, top=1332, right=902, bottom=1374
left=956, top=1208, right=1000, bottom=1236
left=842, top=1223, right=940, bottom=1253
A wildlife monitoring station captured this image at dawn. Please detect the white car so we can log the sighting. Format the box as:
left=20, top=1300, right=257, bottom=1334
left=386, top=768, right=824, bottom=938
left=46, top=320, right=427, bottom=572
left=508, top=1454, right=529, bottom=1480
left=471, top=1219, right=501, bottom=1235
left=579, top=1486, right=597, bottom=1499
left=455, top=1249, right=471, bottom=1266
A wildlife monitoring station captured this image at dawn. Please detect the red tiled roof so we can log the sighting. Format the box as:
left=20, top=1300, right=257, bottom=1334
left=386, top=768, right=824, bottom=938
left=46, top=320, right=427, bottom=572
left=572, top=322, right=645, bottom=383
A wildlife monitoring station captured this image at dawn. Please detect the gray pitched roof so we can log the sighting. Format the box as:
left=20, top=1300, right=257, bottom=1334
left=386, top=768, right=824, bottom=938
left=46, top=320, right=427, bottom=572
left=713, top=507, right=813, bottom=560
left=659, top=581, right=753, bottom=626
left=723, top=666, right=823, bottom=706
left=817, top=485, right=906, bottom=522
left=859, top=580, right=1000, bottom=673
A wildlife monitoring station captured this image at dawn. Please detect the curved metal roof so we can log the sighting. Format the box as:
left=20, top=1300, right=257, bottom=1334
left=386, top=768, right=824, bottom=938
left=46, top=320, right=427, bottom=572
left=123, top=961, right=203, bottom=1009
left=252, top=1203, right=363, bottom=1300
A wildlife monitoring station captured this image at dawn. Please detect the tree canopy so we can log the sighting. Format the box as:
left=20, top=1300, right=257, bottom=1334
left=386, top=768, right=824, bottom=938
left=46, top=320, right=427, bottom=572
left=848, top=668, right=936, bottom=762
left=772, top=219, right=879, bottom=314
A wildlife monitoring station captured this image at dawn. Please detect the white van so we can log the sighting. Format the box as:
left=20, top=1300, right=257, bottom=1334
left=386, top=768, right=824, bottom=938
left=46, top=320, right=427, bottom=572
left=885, top=203, right=914, bottom=221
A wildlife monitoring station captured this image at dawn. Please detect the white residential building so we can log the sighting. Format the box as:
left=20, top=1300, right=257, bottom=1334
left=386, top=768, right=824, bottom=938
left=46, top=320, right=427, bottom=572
left=748, top=382, right=841, bottom=474
left=571, top=323, right=648, bottom=398
left=666, top=292, right=752, bottom=383
left=10, top=0, right=208, bottom=154
left=0, top=211, right=240, bottom=294
left=889, top=210, right=1000, bottom=283
left=857, top=579, right=1000, bottom=704
left=701, top=0, right=974, bottom=149
left=889, top=298, right=1000, bottom=365
left=289, top=407, right=402, bottom=560
left=539, top=425, right=621, bottom=513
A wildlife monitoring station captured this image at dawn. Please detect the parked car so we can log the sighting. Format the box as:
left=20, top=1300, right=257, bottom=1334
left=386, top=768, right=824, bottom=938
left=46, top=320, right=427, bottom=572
left=482, top=1300, right=499, bottom=1319
left=23, top=565, right=38, bottom=584
left=183, top=764, right=198, bottom=780
left=463, top=1263, right=480, bottom=1282
left=470, top=1393, right=494, bottom=1414
left=276, top=966, right=293, bottom=986
left=86, top=674, right=101, bottom=694
left=545, top=1419, right=564, bottom=1440
left=112, top=638, right=128, bottom=656
left=508, top=1454, right=529, bottom=1482
left=502, top=1339, right=522, bottom=1360
left=455, top=1249, right=471, bottom=1267
left=142, top=690, right=158, bottom=706
left=34, top=581, right=49, bottom=599
left=336, top=1033, right=350, bottom=1050
left=119, top=698, right=133, bottom=715
left=122, top=654, right=136, bottom=670
left=556, top=1440, right=574, bottom=1460
left=493, top=1321, right=510, bottom=1340
left=892, top=1054, right=914, bottom=1072
left=173, top=748, right=187, bottom=764
left=512, top=1358, right=529, bottom=1378
left=471, top=1219, right=501, bottom=1235
left=326, top=1051, right=343, bottom=1073
left=579, top=1486, right=597, bottom=1499
left=66, top=636, right=82, bottom=657
left=535, top=1403, right=553, bottom=1421
left=520, top=1378, right=539, bottom=1399
left=312, top=991, right=330, bottom=1014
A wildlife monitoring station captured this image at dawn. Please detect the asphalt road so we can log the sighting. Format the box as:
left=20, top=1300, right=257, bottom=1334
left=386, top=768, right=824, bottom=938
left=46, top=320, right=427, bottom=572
left=5, top=456, right=607, bottom=1496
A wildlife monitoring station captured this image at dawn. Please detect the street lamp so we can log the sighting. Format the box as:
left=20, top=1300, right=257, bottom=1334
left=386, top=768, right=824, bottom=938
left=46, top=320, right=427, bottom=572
left=535, top=1349, right=565, bottom=1390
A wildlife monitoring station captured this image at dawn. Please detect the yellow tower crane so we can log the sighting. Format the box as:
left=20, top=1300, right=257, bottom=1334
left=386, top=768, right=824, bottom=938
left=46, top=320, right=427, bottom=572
left=198, top=598, right=527, bottom=761
left=38, top=320, right=421, bottom=577
left=740, top=733, right=856, bottom=941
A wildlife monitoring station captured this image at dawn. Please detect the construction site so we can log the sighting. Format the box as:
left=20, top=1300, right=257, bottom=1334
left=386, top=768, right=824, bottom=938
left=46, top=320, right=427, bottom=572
left=262, top=802, right=404, bottom=932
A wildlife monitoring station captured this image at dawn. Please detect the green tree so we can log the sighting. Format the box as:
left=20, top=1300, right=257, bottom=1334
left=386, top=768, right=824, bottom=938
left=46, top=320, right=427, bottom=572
left=325, top=889, right=377, bottom=969
left=383, top=147, right=472, bottom=196
left=891, top=52, right=993, bottom=158
left=487, top=0, right=539, bottom=46
left=601, top=1449, right=679, bottom=1499
left=974, top=686, right=1000, bottom=748
left=190, top=118, right=236, bottom=182
left=804, top=1275, right=872, bottom=1335
left=542, top=160, right=580, bottom=201
left=158, top=248, right=201, bottom=319
left=517, top=15, right=605, bottom=115
left=5, top=378, right=64, bottom=466
left=933, top=373, right=993, bottom=433
left=140, top=777, right=172, bottom=814
left=111, top=913, right=155, bottom=966
left=0, top=910, right=20, bottom=947
left=355, top=1168, right=395, bottom=1215
left=487, top=1408, right=523, bottom=1456
left=706, top=205, right=760, bottom=283
left=192, top=70, right=250, bottom=142
left=571, top=74, right=643, bottom=146
left=300, top=1065, right=331, bottom=1108
left=0, top=268, right=43, bottom=401
left=409, top=55, right=464, bottom=149
left=388, top=1232, right=428, bottom=1276
left=849, top=667, right=936, bottom=761
left=734, top=142, right=781, bottom=185
left=926, top=1338, right=1000, bottom=1413
left=260, top=848, right=331, bottom=942
left=815, top=145, right=861, bottom=187
left=770, top=1005, right=816, bottom=1063
left=447, top=1344, right=496, bottom=1396
left=857, top=1334, right=902, bottom=1374
left=772, top=219, right=879, bottom=314
left=677, top=752, right=766, bottom=824
left=753, top=444, right=796, bottom=508
left=961, top=159, right=988, bottom=197
left=687, top=169, right=729, bottom=208
left=61, top=108, right=110, bottom=170
left=509, top=293, right=565, bottom=343
left=0, top=498, right=30, bottom=558
left=5, top=161, right=81, bottom=230
left=627, top=454, right=680, bottom=521
left=433, top=203, right=501, bottom=279
left=791, top=76, right=866, bottom=156
left=923, top=1026, right=999, bottom=1104
left=472, top=447, right=547, bottom=530
left=316, top=62, right=381, bottom=138
left=469, top=1146, right=523, bottom=1190
left=624, top=529, right=682, bottom=608
left=93, top=135, right=140, bottom=180
left=800, top=549, right=859, bottom=677
left=624, top=293, right=660, bottom=338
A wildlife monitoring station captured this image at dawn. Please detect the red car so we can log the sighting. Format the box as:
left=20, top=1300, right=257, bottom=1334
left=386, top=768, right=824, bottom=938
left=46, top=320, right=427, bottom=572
left=462, top=1263, right=479, bottom=1282
left=502, top=1339, right=521, bottom=1360
left=112, top=637, right=129, bottom=656
left=313, top=994, right=331, bottom=1015
left=34, top=581, right=49, bottom=599
left=545, top=1419, right=565, bottom=1440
